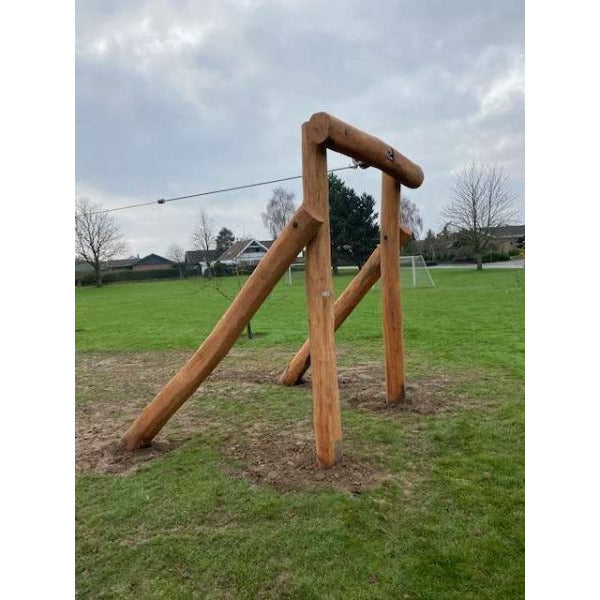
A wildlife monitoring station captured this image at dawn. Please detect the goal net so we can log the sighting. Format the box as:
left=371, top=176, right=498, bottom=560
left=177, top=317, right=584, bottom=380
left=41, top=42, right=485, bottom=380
left=399, top=255, right=435, bottom=288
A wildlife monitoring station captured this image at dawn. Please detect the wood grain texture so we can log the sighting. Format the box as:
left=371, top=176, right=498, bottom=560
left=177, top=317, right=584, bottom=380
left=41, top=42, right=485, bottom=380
left=302, top=122, right=343, bottom=468
left=279, top=225, right=412, bottom=386
left=307, top=112, right=424, bottom=189
left=120, top=204, right=322, bottom=451
left=380, top=173, right=406, bottom=404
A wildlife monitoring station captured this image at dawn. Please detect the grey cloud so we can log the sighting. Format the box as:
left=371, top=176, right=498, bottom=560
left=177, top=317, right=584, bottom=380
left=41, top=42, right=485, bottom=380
left=76, top=0, right=524, bottom=255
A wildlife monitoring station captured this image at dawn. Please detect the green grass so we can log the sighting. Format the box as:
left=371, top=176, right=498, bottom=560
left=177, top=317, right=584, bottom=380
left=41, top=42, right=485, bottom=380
left=76, top=268, right=524, bottom=376
left=76, top=268, right=524, bottom=598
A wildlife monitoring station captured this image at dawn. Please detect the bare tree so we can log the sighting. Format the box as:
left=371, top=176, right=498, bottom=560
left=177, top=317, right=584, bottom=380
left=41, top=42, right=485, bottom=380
left=443, top=162, right=517, bottom=270
left=397, top=195, right=424, bottom=255
left=167, top=243, right=186, bottom=278
left=400, top=196, right=423, bottom=239
left=261, top=187, right=296, bottom=239
left=75, top=197, right=128, bottom=286
left=191, top=209, right=215, bottom=274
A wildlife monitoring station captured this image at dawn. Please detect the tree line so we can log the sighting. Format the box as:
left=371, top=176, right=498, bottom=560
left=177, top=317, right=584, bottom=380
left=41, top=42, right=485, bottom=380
left=76, top=162, right=518, bottom=286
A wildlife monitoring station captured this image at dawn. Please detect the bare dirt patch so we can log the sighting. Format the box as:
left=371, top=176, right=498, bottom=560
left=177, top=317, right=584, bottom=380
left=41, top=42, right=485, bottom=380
left=208, top=366, right=282, bottom=385
left=302, top=362, right=475, bottom=415
left=222, top=422, right=385, bottom=492
left=76, top=438, right=184, bottom=475
left=76, top=349, right=470, bottom=485
left=76, top=351, right=217, bottom=475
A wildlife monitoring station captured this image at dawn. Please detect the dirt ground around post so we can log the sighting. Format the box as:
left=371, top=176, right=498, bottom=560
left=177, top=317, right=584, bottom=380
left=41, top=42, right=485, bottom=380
left=76, top=348, right=478, bottom=491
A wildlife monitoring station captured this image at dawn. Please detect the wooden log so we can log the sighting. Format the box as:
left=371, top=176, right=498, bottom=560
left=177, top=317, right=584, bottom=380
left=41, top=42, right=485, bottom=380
left=380, top=173, right=406, bottom=404
left=307, top=112, right=424, bottom=189
left=120, top=204, right=322, bottom=451
left=399, top=223, right=412, bottom=247
left=302, top=122, right=343, bottom=469
left=279, top=225, right=412, bottom=386
left=279, top=247, right=381, bottom=386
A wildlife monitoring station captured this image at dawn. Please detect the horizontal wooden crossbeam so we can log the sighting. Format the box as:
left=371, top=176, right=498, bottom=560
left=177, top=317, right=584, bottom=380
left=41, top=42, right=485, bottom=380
left=307, top=112, right=424, bottom=189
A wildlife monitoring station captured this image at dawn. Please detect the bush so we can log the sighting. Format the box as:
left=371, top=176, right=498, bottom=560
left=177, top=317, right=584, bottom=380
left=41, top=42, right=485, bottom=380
left=190, top=261, right=304, bottom=279
left=483, top=251, right=511, bottom=263
left=203, top=262, right=260, bottom=278
left=445, top=251, right=511, bottom=265
left=204, top=262, right=229, bottom=277
left=76, top=268, right=180, bottom=286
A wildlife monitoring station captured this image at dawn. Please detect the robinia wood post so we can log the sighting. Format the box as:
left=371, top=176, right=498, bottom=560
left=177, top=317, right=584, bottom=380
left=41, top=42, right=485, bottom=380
left=380, top=173, right=406, bottom=404
left=306, top=112, right=424, bottom=188
left=302, top=122, right=343, bottom=468
left=120, top=204, right=322, bottom=451
left=279, top=225, right=411, bottom=386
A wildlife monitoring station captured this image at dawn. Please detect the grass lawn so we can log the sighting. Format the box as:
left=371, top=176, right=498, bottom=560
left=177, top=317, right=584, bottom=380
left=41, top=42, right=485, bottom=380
left=75, top=268, right=524, bottom=598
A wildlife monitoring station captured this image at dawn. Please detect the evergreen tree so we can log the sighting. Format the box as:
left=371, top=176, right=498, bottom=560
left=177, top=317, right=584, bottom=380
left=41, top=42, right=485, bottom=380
left=215, top=227, right=235, bottom=254
left=328, top=174, right=379, bottom=274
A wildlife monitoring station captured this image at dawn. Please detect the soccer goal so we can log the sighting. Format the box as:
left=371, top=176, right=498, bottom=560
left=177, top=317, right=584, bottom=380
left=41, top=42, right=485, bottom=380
left=400, top=254, right=435, bottom=288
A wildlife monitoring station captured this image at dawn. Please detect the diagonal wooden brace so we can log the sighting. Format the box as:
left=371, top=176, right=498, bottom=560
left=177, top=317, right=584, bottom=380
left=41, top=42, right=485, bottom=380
left=278, top=224, right=411, bottom=386
left=121, top=204, right=323, bottom=451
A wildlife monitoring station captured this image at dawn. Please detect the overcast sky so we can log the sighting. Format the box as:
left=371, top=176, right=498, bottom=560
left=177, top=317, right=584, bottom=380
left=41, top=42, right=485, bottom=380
left=76, top=0, right=524, bottom=258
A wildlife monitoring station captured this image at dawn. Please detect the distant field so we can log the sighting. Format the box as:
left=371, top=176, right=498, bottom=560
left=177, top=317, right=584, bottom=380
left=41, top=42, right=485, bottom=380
left=76, top=268, right=524, bottom=598
left=76, top=268, right=524, bottom=376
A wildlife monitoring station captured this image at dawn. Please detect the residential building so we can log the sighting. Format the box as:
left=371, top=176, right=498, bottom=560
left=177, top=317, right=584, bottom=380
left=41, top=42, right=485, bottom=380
left=105, top=257, right=139, bottom=271
left=76, top=254, right=176, bottom=273
left=217, top=239, right=271, bottom=266
left=132, top=253, right=176, bottom=271
left=486, top=225, right=525, bottom=252
left=184, top=249, right=221, bottom=275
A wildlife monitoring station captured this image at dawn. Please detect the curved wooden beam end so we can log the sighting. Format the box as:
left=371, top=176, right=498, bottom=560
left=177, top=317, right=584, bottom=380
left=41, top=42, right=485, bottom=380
left=306, top=112, right=424, bottom=189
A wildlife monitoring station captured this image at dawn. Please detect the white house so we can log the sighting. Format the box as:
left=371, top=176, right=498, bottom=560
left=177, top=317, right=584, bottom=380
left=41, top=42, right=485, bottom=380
left=217, top=239, right=273, bottom=266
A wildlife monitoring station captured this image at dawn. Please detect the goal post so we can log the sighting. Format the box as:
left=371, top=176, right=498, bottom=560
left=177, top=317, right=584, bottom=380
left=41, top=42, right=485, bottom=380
left=399, top=254, right=435, bottom=288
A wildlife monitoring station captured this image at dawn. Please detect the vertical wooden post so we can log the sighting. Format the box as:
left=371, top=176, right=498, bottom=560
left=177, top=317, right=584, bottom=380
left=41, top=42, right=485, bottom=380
left=302, top=122, right=342, bottom=468
left=380, top=173, right=406, bottom=404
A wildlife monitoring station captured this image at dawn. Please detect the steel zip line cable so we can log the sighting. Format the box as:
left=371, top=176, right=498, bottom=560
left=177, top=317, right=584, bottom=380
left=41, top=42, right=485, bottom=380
left=91, top=164, right=359, bottom=215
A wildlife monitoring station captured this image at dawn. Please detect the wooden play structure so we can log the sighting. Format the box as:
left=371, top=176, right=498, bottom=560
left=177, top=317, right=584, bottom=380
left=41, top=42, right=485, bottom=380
left=121, top=112, right=424, bottom=468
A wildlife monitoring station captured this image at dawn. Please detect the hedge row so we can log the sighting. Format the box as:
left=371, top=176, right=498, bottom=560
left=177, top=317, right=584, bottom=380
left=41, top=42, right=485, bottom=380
left=76, top=268, right=181, bottom=286
left=430, top=251, right=512, bottom=264
left=189, top=262, right=306, bottom=278
left=481, top=251, right=512, bottom=263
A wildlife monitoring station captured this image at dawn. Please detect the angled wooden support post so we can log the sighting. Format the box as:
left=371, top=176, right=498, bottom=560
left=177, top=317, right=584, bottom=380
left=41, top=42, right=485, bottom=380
left=302, top=122, right=343, bottom=469
left=120, top=204, right=322, bottom=451
left=279, top=225, right=411, bottom=386
left=380, top=173, right=406, bottom=404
